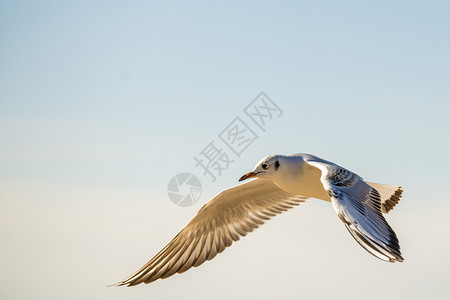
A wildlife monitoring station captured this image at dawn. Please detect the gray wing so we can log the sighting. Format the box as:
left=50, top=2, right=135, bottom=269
left=306, top=160, right=403, bottom=262
left=115, top=179, right=309, bottom=286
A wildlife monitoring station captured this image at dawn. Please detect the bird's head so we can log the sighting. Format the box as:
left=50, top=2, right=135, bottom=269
left=239, top=155, right=282, bottom=182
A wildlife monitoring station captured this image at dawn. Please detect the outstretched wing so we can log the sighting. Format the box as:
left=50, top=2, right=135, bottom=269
left=115, top=179, right=309, bottom=286
left=305, top=159, right=403, bottom=262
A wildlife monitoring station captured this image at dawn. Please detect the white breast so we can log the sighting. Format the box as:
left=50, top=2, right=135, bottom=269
left=272, top=159, right=330, bottom=201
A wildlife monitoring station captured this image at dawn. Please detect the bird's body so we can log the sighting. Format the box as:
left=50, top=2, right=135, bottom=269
left=263, top=154, right=330, bottom=200
left=115, top=153, right=404, bottom=287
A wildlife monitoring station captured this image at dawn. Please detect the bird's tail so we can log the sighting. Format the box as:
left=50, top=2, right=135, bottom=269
left=365, top=182, right=403, bottom=213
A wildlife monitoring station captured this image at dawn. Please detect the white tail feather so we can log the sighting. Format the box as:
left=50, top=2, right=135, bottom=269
left=365, top=182, right=403, bottom=213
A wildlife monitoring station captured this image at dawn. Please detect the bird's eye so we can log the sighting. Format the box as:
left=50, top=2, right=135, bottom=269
left=262, top=163, right=268, bottom=170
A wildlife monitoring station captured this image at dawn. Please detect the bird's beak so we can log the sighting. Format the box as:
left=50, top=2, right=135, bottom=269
left=239, top=171, right=257, bottom=182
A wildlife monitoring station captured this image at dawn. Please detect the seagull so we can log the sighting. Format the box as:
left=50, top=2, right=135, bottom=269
left=115, top=153, right=403, bottom=286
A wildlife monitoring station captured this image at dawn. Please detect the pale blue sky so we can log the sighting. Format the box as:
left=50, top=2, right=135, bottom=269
left=1, top=1, right=449, bottom=299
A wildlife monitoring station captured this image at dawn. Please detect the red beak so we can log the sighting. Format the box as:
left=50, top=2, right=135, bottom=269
left=239, top=171, right=257, bottom=182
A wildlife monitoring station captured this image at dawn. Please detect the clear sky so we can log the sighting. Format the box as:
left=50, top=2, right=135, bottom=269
left=1, top=1, right=449, bottom=299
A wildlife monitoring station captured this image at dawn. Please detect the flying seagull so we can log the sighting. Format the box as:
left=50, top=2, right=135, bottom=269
left=115, top=153, right=403, bottom=286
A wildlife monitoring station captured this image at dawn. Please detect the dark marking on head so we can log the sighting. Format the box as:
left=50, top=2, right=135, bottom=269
left=274, top=160, right=280, bottom=170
